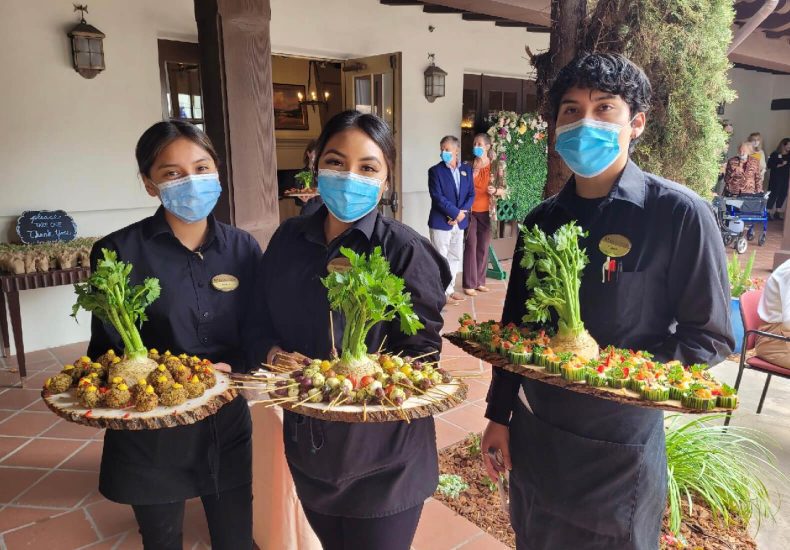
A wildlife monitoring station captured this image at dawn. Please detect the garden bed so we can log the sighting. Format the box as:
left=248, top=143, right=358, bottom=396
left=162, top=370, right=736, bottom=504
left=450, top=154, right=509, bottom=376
left=435, top=434, right=756, bottom=549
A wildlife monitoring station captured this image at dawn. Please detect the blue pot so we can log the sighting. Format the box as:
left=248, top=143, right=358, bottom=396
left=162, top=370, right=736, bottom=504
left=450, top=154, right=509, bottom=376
left=731, top=297, right=744, bottom=353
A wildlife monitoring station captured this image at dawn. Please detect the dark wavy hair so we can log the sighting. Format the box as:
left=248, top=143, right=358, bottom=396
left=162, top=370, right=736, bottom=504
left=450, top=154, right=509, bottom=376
left=312, top=111, right=396, bottom=184
left=135, top=120, right=219, bottom=178
left=548, top=53, right=653, bottom=122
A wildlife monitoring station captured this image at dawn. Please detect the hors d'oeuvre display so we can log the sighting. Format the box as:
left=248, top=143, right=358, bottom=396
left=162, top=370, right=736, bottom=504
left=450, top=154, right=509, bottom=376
left=446, top=316, right=738, bottom=413
left=236, top=247, right=467, bottom=423
left=40, top=250, right=236, bottom=430
left=445, top=223, right=737, bottom=413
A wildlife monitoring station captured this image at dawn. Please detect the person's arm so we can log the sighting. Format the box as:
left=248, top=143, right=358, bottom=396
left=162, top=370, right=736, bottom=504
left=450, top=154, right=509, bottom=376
left=428, top=167, right=460, bottom=220
left=484, top=211, right=537, bottom=426
left=767, top=152, right=780, bottom=171
left=237, top=236, right=268, bottom=373
left=651, top=199, right=734, bottom=365
left=757, top=271, right=781, bottom=325
left=86, top=241, right=124, bottom=359
left=461, top=168, right=475, bottom=212
left=387, top=237, right=450, bottom=357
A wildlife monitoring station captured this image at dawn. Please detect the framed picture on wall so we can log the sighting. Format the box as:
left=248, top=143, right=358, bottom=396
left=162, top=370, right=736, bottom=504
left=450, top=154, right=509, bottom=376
left=273, top=83, right=308, bottom=130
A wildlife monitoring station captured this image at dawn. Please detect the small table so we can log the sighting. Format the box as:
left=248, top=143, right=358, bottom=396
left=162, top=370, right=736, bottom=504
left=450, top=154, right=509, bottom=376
left=0, top=267, right=91, bottom=384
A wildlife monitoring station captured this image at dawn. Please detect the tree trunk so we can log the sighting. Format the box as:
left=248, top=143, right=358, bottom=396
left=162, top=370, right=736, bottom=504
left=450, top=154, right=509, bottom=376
left=540, top=0, right=588, bottom=198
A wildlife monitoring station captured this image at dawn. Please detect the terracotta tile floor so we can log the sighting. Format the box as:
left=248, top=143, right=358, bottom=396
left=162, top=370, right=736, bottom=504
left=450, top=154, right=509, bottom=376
left=0, top=223, right=785, bottom=549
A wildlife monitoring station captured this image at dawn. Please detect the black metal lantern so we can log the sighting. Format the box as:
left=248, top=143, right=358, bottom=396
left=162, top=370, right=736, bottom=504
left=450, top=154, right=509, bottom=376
left=424, top=53, right=447, bottom=103
left=67, top=5, right=105, bottom=79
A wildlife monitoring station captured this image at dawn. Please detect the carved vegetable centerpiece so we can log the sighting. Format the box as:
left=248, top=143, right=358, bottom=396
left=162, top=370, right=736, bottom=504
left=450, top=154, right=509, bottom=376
left=323, top=246, right=424, bottom=378
left=72, top=249, right=161, bottom=386
left=521, top=222, right=599, bottom=360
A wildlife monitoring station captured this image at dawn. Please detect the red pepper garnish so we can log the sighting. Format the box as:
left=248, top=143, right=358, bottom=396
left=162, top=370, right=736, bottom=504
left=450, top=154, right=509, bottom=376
left=84, top=410, right=93, bottom=418
left=123, top=413, right=131, bottom=419
left=99, top=387, right=109, bottom=394
left=623, top=367, right=630, bottom=377
left=712, top=389, right=721, bottom=396
left=597, top=365, right=605, bottom=373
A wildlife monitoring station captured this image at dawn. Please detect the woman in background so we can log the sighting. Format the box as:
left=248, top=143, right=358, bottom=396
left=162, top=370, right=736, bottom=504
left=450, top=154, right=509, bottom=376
left=766, top=138, right=790, bottom=220
left=724, top=142, right=762, bottom=196
left=462, top=133, right=506, bottom=296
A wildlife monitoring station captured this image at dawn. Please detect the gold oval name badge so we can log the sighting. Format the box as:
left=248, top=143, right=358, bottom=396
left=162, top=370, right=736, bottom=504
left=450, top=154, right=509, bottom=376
left=211, top=274, right=239, bottom=292
left=599, top=234, right=632, bottom=258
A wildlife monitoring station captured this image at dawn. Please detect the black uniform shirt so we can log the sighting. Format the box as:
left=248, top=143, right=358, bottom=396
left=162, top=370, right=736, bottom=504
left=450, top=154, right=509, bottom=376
left=486, top=161, right=734, bottom=435
left=257, top=206, right=451, bottom=518
left=87, top=206, right=263, bottom=505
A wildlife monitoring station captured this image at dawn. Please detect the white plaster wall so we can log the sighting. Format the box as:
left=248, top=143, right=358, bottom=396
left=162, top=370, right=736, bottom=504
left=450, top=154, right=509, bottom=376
left=724, top=68, right=790, bottom=160
left=269, top=0, right=549, bottom=236
left=0, top=0, right=196, bottom=354
left=1, top=0, right=544, bottom=354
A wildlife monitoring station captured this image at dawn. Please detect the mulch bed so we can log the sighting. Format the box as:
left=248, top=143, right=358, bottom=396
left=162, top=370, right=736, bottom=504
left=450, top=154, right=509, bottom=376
left=435, top=434, right=756, bottom=549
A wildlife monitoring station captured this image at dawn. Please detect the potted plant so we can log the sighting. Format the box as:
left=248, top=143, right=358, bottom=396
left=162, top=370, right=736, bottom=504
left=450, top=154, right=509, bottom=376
left=727, top=251, right=758, bottom=353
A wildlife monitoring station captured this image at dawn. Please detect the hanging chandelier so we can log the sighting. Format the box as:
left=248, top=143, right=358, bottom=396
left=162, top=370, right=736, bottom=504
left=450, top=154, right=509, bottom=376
left=298, top=60, right=330, bottom=110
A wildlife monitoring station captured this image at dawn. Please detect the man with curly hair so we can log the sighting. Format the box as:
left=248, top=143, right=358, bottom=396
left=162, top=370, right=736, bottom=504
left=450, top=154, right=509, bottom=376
left=482, top=53, right=733, bottom=549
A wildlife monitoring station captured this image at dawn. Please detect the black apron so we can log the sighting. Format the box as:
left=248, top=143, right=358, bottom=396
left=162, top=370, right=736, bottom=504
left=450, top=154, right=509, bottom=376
left=99, top=396, right=252, bottom=505
left=284, top=412, right=438, bottom=518
left=509, top=396, right=666, bottom=549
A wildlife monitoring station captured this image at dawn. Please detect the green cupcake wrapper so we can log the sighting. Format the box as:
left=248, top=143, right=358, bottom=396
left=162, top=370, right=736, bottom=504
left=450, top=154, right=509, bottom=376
left=585, top=372, right=609, bottom=387
left=458, top=331, right=472, bottom=340
left=545, top=360, right=561, bottom=374
left=681, top=395, right=717, bottom=410
left=640, top=387, right=670, bottom=402
left=628, top=379, right=647, bottom=392
left=716, top=395, right=738, bottom=409
left=668, top=386, right=685, bottom=401
left=509, top=352, right=530, bottom=365
left=608, top=377, right=628, bottom=389
left=561, top=367, right=586, bottom=382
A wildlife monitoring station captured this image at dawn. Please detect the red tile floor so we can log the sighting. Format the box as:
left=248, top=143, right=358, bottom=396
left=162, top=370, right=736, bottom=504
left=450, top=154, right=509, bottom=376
left=0, top=221, right=783, bottom=549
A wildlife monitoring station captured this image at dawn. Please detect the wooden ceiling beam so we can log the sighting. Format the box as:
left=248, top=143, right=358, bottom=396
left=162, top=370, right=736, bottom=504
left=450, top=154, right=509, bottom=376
left=422, top=4, right=464, bottom=13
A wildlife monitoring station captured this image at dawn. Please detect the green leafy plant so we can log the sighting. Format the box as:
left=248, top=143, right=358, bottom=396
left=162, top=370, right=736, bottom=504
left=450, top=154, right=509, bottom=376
left=521, top=222, right=598, bottom=358
left=487, top=111, right=548, bottom=222
left=321, top=246, right=423, bottom=376
left=585, top=0, right=736, bottom=198
left=436, top=474, right=469, bottom=500
left=665, top=414, right=784, bottom=535
left=72, top=248, right=160, bottom=361
left=466, top=432, right=482, bottom=458
left=727, top=251, right=756, bottom=298
left=295, top=170, right=314, bottom=189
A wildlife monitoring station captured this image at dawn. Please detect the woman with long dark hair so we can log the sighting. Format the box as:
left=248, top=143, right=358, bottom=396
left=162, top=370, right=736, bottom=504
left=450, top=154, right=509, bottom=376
left=256, top=110, right=450, bottom=550
left=767, top=138, right=790, bottom=219
left=87, top=120, right=261, bottom=549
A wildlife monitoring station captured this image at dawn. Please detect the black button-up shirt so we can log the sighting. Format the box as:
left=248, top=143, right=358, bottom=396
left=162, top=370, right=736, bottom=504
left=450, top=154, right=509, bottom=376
left=257, top=207, right=451, bottom=518
left=486, top=161, right=734, bottom=432
left=87, top=207, right=262, bottom=504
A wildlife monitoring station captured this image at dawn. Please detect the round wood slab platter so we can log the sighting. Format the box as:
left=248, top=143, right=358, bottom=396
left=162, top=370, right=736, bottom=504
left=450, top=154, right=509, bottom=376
left=444, top=333, right=737, bottom=414
left=277, top=380, right=468, bottom=423
left=41, top=372, right=238, bottom=430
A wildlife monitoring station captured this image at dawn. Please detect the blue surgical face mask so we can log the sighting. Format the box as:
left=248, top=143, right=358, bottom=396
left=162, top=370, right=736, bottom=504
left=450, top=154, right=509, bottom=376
left=157, top=173, right=222, bottom=223
left=472, top=146, right=485, bottom=158
left=555, top=119, right=624, bottom=178
left=317, top=169, right=383, bottom=223
left=441, top=150, right=454, bottom=164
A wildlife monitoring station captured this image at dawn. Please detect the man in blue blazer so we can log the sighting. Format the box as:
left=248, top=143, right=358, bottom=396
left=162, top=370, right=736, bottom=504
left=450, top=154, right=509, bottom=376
left=428, top=135, right=475, bottom=305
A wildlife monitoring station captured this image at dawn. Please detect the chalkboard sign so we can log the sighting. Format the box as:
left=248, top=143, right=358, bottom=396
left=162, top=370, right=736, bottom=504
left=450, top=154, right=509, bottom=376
left=16, top=210, right=78, bottom=244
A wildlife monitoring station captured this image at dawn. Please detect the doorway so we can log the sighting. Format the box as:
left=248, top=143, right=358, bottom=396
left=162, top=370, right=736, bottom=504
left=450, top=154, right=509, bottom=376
left=271, top=51, right=402, bottom=224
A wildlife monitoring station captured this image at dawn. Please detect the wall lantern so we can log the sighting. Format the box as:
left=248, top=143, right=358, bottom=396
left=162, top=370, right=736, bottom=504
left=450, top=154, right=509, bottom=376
left=424, top=53, right=447, bottom=103
left=67, top=4, right=105, bottom=79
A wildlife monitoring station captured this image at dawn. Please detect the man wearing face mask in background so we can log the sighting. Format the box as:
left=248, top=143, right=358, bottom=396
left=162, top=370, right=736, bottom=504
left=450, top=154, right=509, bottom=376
left=428, top=135, right=475, bottom=305
left=481, top=53, right=733, bottom=550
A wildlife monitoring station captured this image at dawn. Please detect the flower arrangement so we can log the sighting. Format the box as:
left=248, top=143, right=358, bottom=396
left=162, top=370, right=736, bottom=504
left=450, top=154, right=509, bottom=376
left=487, top=111, right=548, bottom=222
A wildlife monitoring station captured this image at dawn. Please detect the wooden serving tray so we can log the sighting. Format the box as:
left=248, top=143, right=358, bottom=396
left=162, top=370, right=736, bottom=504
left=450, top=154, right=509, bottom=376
left=41, top=372, right=238, bottom=430
left=444, top=333, right=736, bottom=414
left=277, top=380, right=468, bottom=423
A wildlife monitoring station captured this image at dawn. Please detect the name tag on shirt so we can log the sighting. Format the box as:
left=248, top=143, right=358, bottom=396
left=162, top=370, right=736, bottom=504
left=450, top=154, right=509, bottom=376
left=212, top=274, right=239, bottom=292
